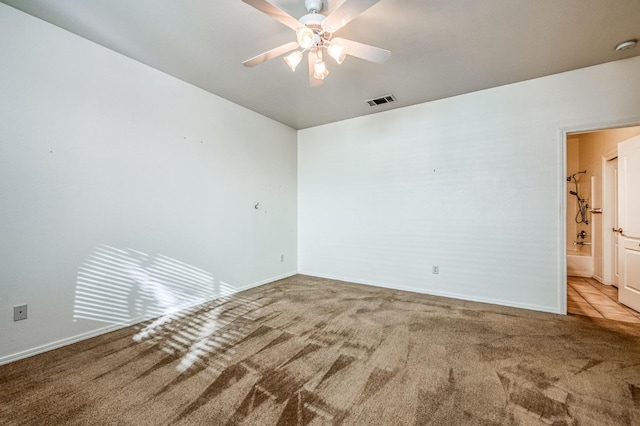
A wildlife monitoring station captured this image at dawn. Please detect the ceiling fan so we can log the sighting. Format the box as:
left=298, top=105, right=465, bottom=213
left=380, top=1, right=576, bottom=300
left=242, top=0, right=390, bottom=87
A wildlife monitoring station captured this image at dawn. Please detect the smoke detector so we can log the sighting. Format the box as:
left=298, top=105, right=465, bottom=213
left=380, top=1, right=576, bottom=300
left=615, top=39, right=637, bottom=51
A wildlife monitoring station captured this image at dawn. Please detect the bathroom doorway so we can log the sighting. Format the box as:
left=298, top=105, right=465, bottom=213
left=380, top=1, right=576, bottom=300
left=565, top=125, right=640, bottom=321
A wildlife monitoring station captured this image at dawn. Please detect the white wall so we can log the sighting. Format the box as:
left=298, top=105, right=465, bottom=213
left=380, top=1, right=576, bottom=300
left=298, top=55, right=640, bottom=313
left=0, top=4, right=297, bottom=363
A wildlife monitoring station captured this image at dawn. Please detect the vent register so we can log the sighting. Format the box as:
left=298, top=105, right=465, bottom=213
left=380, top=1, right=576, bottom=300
left=365, top=94, right=396, bottom=107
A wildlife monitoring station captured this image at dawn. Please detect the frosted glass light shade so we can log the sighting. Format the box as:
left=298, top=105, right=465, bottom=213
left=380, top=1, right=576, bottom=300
left=296, top=27, right=315, bottom=49
left=284, top=51, right=303, bottom=71
left=313, top=60, right=329, bottom=80
left=328, top=43, right=347, bottom=64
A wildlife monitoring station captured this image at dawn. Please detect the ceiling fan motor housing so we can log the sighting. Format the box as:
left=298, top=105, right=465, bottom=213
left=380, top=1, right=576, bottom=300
left=305, top=0, right=324, bottom=13
left=298, top=4, right=327, bottom=43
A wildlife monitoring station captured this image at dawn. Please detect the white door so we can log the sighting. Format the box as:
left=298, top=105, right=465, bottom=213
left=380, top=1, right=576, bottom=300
left=610, top=158, right=619, bottom=287
left=618, top=135, right=640, bottom=311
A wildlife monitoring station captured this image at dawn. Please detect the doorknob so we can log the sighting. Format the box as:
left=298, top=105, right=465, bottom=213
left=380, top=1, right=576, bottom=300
left=613, top=228, right=623, bottom=234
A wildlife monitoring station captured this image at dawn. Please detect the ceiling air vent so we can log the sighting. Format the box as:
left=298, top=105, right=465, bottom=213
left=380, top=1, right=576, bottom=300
left=365, top=94, right=397, bottom=107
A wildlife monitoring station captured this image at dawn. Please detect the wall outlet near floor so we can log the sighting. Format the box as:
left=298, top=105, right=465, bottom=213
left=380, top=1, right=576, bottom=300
left=280, top=254, right=284, bottom=262
left=13, top=304, right=28, bottom=321
left=432, top=265, right=439, bottom=274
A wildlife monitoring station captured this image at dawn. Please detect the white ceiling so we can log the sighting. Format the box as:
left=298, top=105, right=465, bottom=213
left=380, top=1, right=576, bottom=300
left=3, top=0, right=639, bottom=129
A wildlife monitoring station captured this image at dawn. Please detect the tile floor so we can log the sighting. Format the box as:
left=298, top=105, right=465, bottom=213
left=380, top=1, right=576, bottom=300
left=568, top=276, right=640, bottom=323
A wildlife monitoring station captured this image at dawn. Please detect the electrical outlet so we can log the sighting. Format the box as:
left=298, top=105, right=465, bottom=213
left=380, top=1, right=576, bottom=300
left=432, top=265, right=439, bottom=274
left=280, top=254, right=285, bottom=262
left=13, top=305, right=28, bottom=321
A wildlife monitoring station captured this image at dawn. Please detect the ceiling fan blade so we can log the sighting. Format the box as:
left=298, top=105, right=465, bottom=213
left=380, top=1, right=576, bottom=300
left=322, top=0, right=380, bottom=32
left=332, top=37, right=390, bottom=63
left=243, top=41, right=299, bottom=67
left=242, top=0, right=302, bottom=31
left=308, top=50, right=323, bottom=88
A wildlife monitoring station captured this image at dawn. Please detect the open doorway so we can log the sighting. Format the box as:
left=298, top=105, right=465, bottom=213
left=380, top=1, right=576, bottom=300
left=565, top=125, right=640, bottom=322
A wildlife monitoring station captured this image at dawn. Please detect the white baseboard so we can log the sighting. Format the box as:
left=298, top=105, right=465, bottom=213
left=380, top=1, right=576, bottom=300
left=298, top=270, right=561, bottom=315
left=0, top=271, right=297, bottom=366
left=248, top=271, right=297, bottom=288
left=0, top=314, right=153, bottom=367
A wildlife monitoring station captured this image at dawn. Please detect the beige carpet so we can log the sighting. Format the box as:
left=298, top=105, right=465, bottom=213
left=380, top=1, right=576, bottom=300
left=1, top=275, right=639, bottom=425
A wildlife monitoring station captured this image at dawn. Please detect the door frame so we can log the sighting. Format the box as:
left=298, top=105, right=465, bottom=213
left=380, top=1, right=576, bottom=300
left=602, top=150, right=618, bottom=286
left=559, top=117, right=640, bottom=315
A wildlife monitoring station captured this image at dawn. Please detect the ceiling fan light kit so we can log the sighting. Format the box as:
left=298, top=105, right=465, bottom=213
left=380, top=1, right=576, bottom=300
left=284, top=50, right=303, bottom=71
left=328, top=43, right=347, bottom=64
left=242, top=0, right=391, bottom=87
left=313, top=50, right=329, bottom=80
left=296, top=26, right=317, bottom=49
